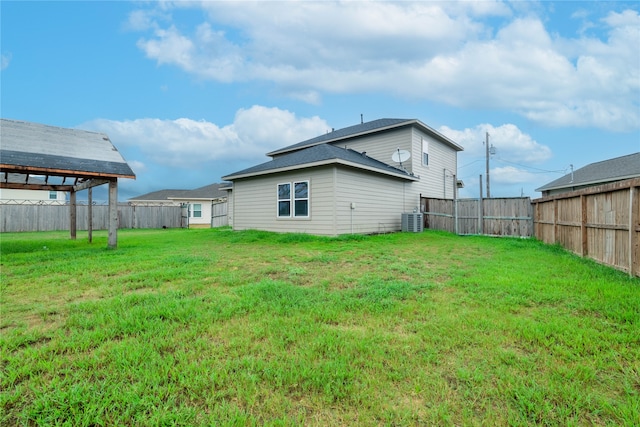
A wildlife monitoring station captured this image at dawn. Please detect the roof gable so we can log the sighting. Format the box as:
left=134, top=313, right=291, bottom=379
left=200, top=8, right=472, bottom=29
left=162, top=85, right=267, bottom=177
left=536, top=152, right=640, bottom=192
left=223, top=143, right=416, bottom=181
left=0, top=119, right=135, bottom=178
left=267, top=118, right=462, bottom=156
left=130, top=182, right=229, bottom=201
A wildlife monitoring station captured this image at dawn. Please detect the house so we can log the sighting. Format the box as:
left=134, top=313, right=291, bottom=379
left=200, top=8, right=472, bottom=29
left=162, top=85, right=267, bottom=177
left=536, top=152, right=640, bottom=197
left=129, top=183, right=229, bottom=228
left=222, top=118, right=463, bottom=235
left=0, top=173, right=66, bottom=204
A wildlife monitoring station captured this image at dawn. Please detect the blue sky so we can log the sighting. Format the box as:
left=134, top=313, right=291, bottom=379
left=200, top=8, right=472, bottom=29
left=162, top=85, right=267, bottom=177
left=2, top=1, right=639, bottom=201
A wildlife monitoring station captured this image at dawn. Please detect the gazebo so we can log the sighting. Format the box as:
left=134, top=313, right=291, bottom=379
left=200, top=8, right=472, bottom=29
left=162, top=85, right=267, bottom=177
left=0, top=119, right=136, bottom=248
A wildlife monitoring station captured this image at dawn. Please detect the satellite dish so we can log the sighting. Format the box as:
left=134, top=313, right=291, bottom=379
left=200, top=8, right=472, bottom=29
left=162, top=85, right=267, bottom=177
left=392, top=149, right=411, bottom=163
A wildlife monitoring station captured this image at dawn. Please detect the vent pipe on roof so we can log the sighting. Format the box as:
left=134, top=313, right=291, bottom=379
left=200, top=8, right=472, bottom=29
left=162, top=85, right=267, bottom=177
left=570, top=164, right=574, bottom=183
left=361, top=114, right=363, bottom=124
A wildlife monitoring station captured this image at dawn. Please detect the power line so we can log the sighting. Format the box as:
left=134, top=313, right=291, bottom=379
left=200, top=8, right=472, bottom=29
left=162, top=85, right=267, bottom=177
left=493, top=157, right=567, bottom=174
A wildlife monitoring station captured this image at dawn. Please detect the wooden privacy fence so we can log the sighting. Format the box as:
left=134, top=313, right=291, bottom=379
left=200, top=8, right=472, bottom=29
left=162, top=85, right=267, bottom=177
left=532, top=178, right=640, bottom=277
left=0, top=204, right=184, bottom=232
left=211, top=201, right=228, bottom=228
left=421, top=197, right=533, bottom=237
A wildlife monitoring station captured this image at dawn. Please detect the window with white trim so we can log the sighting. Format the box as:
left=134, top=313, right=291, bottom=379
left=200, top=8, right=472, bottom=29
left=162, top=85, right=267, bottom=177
left=189, top=203, right=202, bottom=218
left=277, top=181, right=309, bottom=218
left=422, top=138, right=429, bottom=166
left=49, top=191, right=57, bottom=200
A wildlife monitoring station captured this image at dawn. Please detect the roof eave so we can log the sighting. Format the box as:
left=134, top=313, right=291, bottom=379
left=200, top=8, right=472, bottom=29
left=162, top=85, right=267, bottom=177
left=0, top=163, right=136, bottom=180
left=266, top=119, right=463, bottom=156
left=535, top=174, right=640, bottom=192
left=223, top=159, right=418, bottom=181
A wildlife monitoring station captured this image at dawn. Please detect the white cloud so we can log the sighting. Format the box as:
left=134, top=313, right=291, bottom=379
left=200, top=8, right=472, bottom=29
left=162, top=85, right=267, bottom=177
left=491, top=166, right=539, bottom=185
left=82, top=106, right=328, bottom=169
left=1, top=52, right=12, bottom=70
left=439, top=123, right=552, bottom=163
left=130, top=2, right=640, bottom=132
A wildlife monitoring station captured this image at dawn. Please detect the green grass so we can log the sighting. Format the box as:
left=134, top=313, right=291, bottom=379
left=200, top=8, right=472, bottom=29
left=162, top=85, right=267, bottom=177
left=1, top=228, right=638, bottom=426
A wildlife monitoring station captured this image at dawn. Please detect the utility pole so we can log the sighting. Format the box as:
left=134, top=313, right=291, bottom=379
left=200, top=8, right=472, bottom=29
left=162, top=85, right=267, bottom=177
left=485, top=132, right=490, bottom=198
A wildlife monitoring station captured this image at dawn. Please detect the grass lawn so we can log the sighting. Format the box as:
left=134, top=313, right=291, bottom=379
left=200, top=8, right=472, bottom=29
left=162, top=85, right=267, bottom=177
left=1, top=228, right=638, bottom=426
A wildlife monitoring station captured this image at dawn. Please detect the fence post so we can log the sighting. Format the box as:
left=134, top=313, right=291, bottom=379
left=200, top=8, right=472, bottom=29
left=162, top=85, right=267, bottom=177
left=453, top=174, right=458, bottom=235
left=630, top=184, right=639, bottom=276
left=553, top=199, right=558, bottom=243
left=478, top=175, right=484, bottom=235
left=581, top=195, right=587, bottom=256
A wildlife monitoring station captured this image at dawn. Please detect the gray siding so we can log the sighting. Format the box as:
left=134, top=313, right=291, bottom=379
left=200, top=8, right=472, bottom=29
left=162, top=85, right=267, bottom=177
left=328, top=127, right=457, bottom=200
left=334, top=168, right=408, bottom=234
left=232, top=167, right=336, bottom=235
left=331, top=127, right=414, bottom=173
left=231, top=165, right=410, bottom=236
left=410, top=128, right=458, bottom=199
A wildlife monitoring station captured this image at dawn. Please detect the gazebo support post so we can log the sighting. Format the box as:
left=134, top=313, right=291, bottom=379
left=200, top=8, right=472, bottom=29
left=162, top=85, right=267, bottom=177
left=108, top=179, right=118, bottom=249
left=70, top=190, right=77, bottom=240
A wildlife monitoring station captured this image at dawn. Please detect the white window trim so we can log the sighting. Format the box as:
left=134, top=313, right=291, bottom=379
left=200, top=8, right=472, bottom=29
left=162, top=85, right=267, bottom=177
left=277, top=180, right=310, bottom=219
left=191, top=203, right=202, bottom=218
left=277, top=182, right=292, bottom=218
left=422, top=137, right=429, bottom=167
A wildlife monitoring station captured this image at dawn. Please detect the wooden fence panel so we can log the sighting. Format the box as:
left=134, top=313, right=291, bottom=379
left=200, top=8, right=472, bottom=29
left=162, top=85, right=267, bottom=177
left=211, top=201, right=228, bottom=227
left=422, top=198, right=454, bottom=233
left=422, top=197, right=533, bottom=238
left=0, top=204, right=183, bottom=232
left=532, top=178, right=640, bottom=277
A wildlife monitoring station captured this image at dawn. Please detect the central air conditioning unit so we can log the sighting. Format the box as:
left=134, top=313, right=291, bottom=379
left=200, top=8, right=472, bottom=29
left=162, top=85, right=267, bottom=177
left=401, top=213, right=423, bottom=233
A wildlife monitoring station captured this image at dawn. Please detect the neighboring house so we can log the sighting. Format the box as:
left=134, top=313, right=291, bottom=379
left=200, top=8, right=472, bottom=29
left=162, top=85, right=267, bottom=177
left=0, top=173, right=66, bottom=204
left=536, top=152, right=640, bottom=197
left=222, top=118, right=463, bottom=236
left=129, top=183, right=229, bottom=228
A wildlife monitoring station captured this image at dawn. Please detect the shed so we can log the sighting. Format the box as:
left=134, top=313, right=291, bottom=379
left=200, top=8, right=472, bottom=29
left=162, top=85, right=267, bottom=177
left=0, top=119, right=136, bottom=248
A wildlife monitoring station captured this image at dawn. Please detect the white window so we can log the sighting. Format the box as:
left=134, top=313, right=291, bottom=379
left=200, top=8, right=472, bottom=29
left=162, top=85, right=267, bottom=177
left=49, top=191, right=57, bottom=200
left=422, top=138, right=429, bottom=166
left=277, top=181, right=309, bottom=218
left=189, top=203, right=202, bottom=218
left=278, top=183, right=291, bottom=217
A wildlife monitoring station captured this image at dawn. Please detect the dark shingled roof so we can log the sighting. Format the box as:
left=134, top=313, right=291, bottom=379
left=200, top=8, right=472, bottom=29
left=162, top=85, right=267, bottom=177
left=223, top=143, right=416, bottom=180
left=267, top=118, right=462, bottom=156
left=130, top=182, right=229, bottom=201
left=0, top=119, right=135, bottom=178
left=536, top=152, right=640, bottom=192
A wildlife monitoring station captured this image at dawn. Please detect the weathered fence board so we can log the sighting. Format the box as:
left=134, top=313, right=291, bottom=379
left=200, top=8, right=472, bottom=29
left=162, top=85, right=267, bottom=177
left=0, top=204, right=183, bottom=232
left=422, top=197, right=533, bottom=237
left=532, top=178, right=640, bottom=277
left=211, top=201, right=228, bottom=227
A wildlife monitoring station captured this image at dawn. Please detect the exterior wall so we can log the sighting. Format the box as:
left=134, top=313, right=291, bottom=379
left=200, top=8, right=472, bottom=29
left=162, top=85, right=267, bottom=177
left=227, top=191, right=234, bottom=227
left=232, top=166, right=336, bottom=235
left=231, top=165, right=411, bottom=236
left=171, top=199, right=214, bottom=227
left=334, top=127, right=414, bottom=173
left=410, top=128, right=458, bottom=199
left=334, top=167, right=408, bottom=234
left=0, top=188, right=66, bottom=204
left=327, top=126, right=458, bottom=200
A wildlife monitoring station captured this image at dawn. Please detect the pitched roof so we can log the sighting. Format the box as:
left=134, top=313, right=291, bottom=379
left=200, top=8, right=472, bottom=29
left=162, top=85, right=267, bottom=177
left=0, top=119, right=135, bottom=178
left=267, top=118, right=463, bottom=156
left=223, top=143, right=418, bottom=181
left=129, top=182, right=229, bottom=201
left=536, top=152, right=640, bottom=192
